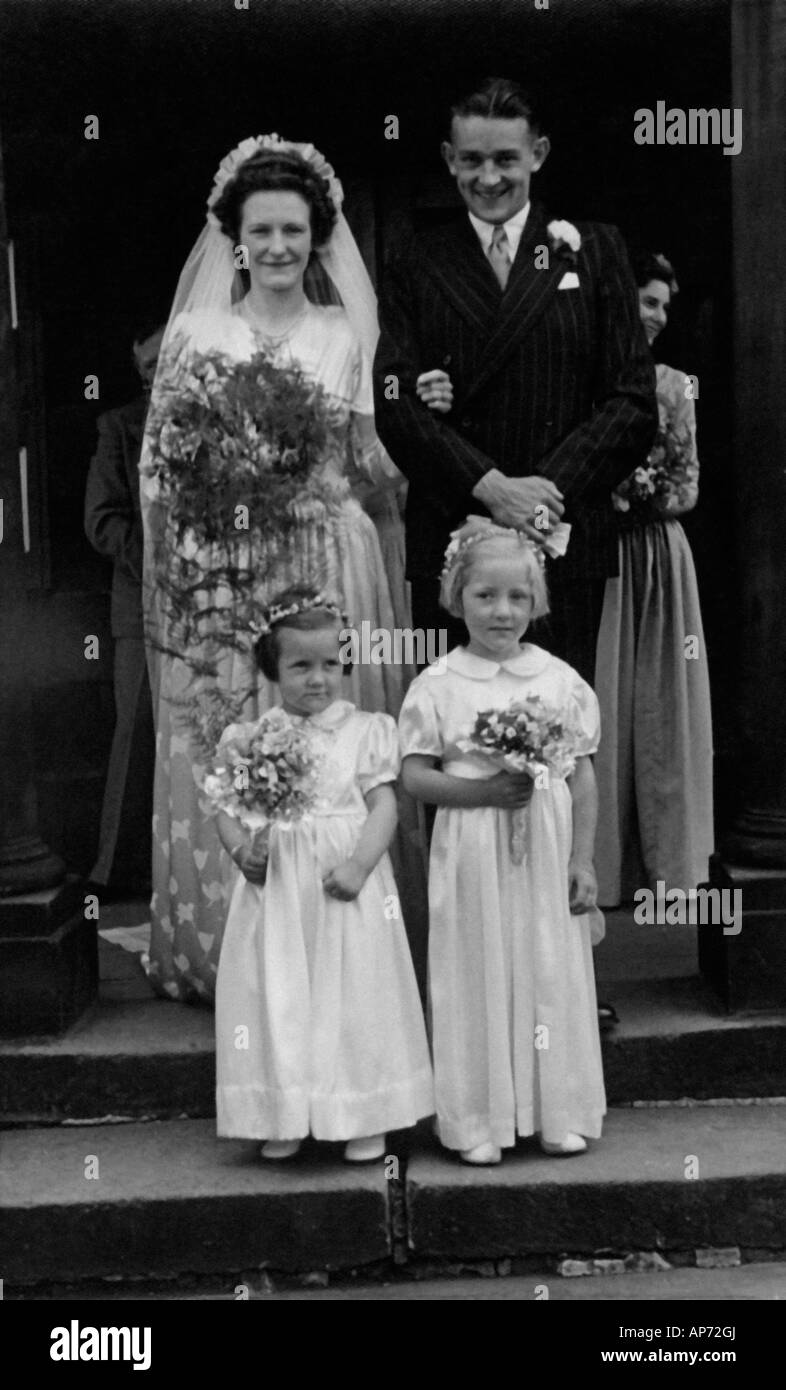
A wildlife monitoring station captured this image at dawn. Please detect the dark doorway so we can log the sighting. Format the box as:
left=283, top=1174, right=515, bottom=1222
left=0, top=0, right=734, bottom=871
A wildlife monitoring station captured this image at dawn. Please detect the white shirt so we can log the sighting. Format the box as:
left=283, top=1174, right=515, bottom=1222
left=468, top=201, right=531, bottom=260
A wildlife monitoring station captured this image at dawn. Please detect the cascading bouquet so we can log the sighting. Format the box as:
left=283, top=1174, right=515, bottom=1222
left=201, top=707, right=322, bottom=859
left=612, top=420, right=696, bottom=518
left=143, top=342, right=339, bottom=547
left=457, top=696, right=580, bottom=864
left=142, top=339, right=342, bottom=744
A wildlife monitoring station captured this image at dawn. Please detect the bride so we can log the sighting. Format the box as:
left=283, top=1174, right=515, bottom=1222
left=140, top=136, right=418, bottom=1002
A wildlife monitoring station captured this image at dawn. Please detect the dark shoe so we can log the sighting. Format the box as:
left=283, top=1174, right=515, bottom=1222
left=598, top=1001, right=619, bottom=1032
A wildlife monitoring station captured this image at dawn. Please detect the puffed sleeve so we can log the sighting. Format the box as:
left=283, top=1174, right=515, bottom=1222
left=356, top=712, right=401, bottom=795
left=398, top=677, right=445, bottom=759
left=565, top=673, right=601, bottom=758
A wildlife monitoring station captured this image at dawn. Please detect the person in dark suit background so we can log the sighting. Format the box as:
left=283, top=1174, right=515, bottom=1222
left=84, top=321, right=164, bottom=893
left=373, top=77, right=658, bottom=686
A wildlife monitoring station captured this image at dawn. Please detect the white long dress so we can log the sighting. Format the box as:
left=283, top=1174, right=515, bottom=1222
left=398, top=645, right=606, bottom=1151
left=143, top=302, right=415, bottom=1002
left=214, top=699, right=434, bottom=1140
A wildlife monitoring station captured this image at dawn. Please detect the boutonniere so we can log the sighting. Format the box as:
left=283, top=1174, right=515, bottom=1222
left=546, top=219, right=582, bottom=267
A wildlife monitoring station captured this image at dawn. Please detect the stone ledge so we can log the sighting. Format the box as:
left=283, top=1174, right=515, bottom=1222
left=2, top=1105, right=786, bottom=1286
left=3, top=974, right=786, bottom=1122
left=406, top=1104, right=786, bottom=1261
left=0, top=1119, right=391, bottom=1283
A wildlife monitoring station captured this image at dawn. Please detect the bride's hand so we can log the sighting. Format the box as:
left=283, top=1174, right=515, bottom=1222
left=416, top=369, right=453, bottom=414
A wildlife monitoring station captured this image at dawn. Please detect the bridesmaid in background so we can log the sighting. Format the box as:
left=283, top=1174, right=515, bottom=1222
left=593, top=250, right=714, bottom=906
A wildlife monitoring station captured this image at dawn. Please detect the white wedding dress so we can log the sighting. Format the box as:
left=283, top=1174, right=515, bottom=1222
left=143, top=301, right=413, bottom=1001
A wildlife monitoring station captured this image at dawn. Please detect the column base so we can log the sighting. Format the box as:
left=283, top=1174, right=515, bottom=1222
left=0, top=838, right=66, bottom=895
left=698, top=854, right=786, bottom=1011
left=722, top=808, right=786, bottom=869
left=0, top=878, right=97, bottom=1037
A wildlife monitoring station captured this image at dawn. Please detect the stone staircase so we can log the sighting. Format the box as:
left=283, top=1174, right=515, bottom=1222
left=2, top=908, right=786, bottom=1291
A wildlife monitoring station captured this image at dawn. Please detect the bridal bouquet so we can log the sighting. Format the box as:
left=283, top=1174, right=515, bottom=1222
left=612, top=421, right=696, bottom=518
left=202, top=708, right=322, bottom=839
left=458, top=697, right=580, bottom=864
left=143, top=344, right=337, bottom=544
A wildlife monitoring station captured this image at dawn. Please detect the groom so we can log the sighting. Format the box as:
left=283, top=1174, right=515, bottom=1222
left=373, top=77, right=657, bottom=684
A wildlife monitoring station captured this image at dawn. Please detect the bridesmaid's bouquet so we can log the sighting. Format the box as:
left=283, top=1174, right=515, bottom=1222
left=202, top=708, right=321, bottom=838
left=612, top=421, right=695, bottom=517
left=143, top=344, right=337, bottom=545
left=458, top=697, right=580, bottom=864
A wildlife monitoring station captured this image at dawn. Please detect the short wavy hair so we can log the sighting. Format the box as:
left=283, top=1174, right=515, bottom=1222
left=439, top=527, right=549, bottom=622
left=449, top=77, right=546, bottom=137
left=253, top=585, right=350, bottom=684
left=212, top=149, right=338, bottom=249
left=629, top=247, right=679, bottom=296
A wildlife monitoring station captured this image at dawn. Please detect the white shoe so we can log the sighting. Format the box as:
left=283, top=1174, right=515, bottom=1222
left=539, top=1132, right=587, bottom=1156
left=260, top=1139, right=301, bottom=1160
left=344, top=1134, right=386, bottom=1163
left=459, top=1142, right=502, bottom=1165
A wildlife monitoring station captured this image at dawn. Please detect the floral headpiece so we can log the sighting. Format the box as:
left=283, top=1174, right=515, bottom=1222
left=440, top=520, right=546, bottom=582
left=249, top=592, right=348, bottom=638
left=206, top=134, right=344, bottom=229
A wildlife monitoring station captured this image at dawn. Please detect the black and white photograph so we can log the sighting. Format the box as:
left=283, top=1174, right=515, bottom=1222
left=0, top=0, right=784, bottom=1338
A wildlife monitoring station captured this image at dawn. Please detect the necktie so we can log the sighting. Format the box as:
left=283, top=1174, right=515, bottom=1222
left=488, top=224, right=511, bottom=290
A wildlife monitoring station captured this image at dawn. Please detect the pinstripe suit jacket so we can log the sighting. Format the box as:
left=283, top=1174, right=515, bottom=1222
left=373, top=203, right=658, bottom=584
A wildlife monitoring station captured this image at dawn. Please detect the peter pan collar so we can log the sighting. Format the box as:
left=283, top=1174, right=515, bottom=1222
left=431, top=644, right=552, bottom=681
left=287, top=698, right=355, bottom=730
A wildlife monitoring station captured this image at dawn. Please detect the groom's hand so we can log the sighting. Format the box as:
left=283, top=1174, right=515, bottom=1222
left=416, top=369, right=453, bottom=414
left=473, top=469, right=565, bottom=540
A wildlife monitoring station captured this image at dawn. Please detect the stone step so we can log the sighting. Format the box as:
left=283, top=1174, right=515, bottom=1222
left=406, top=1103, right=786, bottom=1266
left=0, top=1119, right=392, bottom=1286
left=2, top=1104, right=785, bottom=1286
left=2, top=964, right=785, bottom=1123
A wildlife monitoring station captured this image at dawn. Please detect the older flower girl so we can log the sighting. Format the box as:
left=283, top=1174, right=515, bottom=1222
left=399, top=520, right=606, bottom=1164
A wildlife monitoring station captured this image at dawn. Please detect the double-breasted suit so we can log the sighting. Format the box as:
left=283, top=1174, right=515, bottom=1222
left=373, top=202, right=658, bottom=680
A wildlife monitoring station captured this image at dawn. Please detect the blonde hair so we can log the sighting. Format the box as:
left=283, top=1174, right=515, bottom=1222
left=439, top=521, right=549, bottom=620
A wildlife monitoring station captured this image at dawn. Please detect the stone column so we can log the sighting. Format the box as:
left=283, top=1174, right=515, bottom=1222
left=0, top=130, right=96, bottom=1035
left=699, top=0, right=786, bottom=1008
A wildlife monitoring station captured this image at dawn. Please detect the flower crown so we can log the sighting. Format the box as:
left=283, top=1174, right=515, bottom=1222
left=206, top=134, right=344, bottom=229
left=440, top=521, right=547, bottom=582
left=249, top=592, right=348, bottom=638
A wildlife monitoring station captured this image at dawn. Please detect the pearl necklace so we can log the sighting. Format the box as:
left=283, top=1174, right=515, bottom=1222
left=241, top=299, right=309, bottom=344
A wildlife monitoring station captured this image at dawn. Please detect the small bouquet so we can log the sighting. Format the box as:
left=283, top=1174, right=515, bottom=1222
left=612, top=421, right=696, bottom=518
left=142, top=342, right=338, bottom=546
left=458, top=697, right=580, bottom=863
left=202, top=707, right=322, bottom=854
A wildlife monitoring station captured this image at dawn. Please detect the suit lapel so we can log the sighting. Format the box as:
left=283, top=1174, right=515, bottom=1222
left=463, top=203, right=565, bottom=404
left=420, top=217, right=501, bottom=337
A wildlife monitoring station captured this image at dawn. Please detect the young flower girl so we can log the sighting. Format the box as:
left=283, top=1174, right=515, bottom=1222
left=208, top=586, right=433, bottom=1162
left=398, top=519, right=606, bottom=1165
